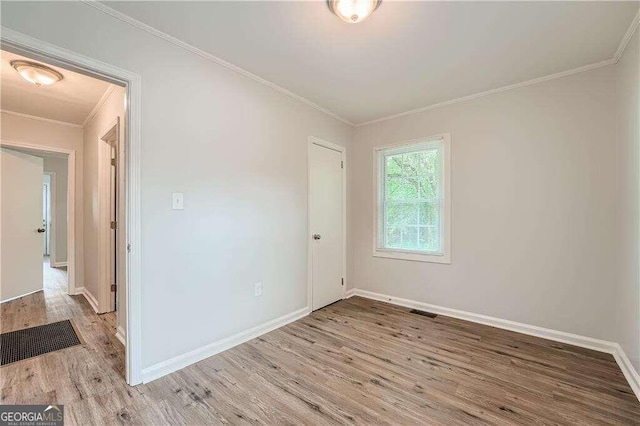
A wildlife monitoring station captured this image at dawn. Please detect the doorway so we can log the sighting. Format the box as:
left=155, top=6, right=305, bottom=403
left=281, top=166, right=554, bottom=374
left=308, top=137, right=346, bottom=311
left=0, top=29, right=142, bottom=384
left=1, top=148, right=45, bottom=302
left=0, top=147, right=73, bottom=298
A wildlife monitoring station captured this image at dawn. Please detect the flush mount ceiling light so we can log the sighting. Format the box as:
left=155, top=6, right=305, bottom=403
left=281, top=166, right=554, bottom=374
left=10, top=60, right=64, bottom=87
left=327, top=0, right=382, bottom=24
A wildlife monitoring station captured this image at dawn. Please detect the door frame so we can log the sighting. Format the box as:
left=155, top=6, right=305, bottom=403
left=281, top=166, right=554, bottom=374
left=98, top=118, right=120, bottom=313
left=43, top=171, right=54, bottom=260
left=1, top=27, right=143, bottom=385
left=307, top=136, right=347, bottom=311
left=1, top=140, right=77, bottom=294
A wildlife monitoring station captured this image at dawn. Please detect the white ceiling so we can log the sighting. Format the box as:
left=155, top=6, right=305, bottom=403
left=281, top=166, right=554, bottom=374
left=106, top=1, right=639, bottom=124
left=1, top=50, right=112, bottom=125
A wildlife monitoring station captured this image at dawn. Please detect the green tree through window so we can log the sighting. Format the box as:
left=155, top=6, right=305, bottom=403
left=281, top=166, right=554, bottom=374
left=381, top=143, right=442, bottom=253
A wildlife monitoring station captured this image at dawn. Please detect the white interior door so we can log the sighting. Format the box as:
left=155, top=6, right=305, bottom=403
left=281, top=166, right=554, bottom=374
left=310, top=142, right=344, bottom=311
left=1, top=148, right=44, bottom=302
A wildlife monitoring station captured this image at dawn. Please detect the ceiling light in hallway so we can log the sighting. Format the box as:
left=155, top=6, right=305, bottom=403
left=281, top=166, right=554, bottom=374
left=10, top=60, right=64, bottom=87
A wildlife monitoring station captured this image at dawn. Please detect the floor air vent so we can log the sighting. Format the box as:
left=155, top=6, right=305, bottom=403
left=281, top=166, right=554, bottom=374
left=410, top=309, right=438, bottom=318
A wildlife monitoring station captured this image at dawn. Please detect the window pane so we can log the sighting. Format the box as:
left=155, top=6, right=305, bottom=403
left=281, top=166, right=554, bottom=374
left=386, top=227, right=401, bottom=247
left=418, top=175, right=438, bottom=199
left=419, top=149, right=439, bottom=174
left=418, top=226, right=440, bottom=252
left=402, top=226, right=419, bottom=249
left=400, top=152, right=421, bottom=176
left=385, top=154, right=403, bottom=176
left=386, top=202, right=419, bottom=226
left=386, top=226, right=419, bottom=250
left=386, top=149, right=438, bottom=175
left=380, top=142, right=443, bottom=254
left=386, top=177, right=419, bottom=200
left=419, top=202, right=439, bottom=226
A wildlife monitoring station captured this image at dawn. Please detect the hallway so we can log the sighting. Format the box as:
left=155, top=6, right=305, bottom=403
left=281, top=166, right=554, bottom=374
left=0, top=258, right=125, bottom=410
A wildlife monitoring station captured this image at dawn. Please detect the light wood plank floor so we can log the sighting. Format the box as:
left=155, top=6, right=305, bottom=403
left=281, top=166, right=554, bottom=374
left=1, top=263, right=639, bottom=425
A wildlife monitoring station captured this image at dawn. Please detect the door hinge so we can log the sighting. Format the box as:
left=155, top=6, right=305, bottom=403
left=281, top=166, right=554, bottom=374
left=111, top=284, right=117, bottom=292
left=111, top=221, right=117, bottom=230
left=111, top=158, right=117, bottom=166
left=127, top=243, right=131, bottom=253
left=341, top=278, right=344, bottom=286
left=341, top=160, right=344, bottom=169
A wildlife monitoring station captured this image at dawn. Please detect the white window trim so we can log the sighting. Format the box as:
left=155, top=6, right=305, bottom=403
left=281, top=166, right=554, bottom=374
left=373, top=133, right=451, bottom=264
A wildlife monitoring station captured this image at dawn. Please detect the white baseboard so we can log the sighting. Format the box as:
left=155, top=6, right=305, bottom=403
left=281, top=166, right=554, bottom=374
left=612, top=343, right=640, bottom=400
left=141, top=307, right=310, bottom=383
left=115, top=325, right=126, bottom=347
left=345, top=288, right=356, bottom=298
left=348, top=289, right=615, bottom=352
left=0, top=289, right=43, bottom=304
left=77, top=287, right=100, bottom=314
left=347, top=288, right=640, bottom=401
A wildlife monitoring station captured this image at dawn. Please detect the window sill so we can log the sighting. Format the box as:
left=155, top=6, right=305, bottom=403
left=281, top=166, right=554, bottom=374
left=373, top=249, right=451, bottom=264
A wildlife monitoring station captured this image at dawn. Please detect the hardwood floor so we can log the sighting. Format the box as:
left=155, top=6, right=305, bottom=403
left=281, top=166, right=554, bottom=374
left=1, top=258, right=125, bottom=410
left=1, top=264, right=639, bottom=425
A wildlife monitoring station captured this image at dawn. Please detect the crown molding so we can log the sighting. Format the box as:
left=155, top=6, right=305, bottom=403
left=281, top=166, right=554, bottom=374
left=82, top=84, right=115, bottom=127
left=354, top=58, right=616, bottom=127
left=357, top=6, right=639, bottom=127
left=614, top=7, right=640, bottom=64
left=80, top=0, right=354, bottom=127
left=81, top=0, right=638, bottom=129
left=0, top=109, right=83, bottom=129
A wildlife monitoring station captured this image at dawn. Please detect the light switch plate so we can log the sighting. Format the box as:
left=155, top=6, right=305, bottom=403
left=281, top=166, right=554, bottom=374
left=172, top=193, right=184, bottom=210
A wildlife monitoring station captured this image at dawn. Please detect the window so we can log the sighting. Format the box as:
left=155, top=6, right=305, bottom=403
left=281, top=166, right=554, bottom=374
left=374, top=134, right=450, bottom=263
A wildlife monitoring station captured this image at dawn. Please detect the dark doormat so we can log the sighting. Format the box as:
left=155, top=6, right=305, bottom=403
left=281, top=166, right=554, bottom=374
left=1, top=320, right=82, bottom=366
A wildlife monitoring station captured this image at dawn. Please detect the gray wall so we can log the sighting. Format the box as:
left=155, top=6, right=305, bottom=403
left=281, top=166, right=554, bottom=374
left=615, top=29, right=640, bottom=371
left=1, top=1, right=352, bottom=369
left=350, top=65, right=620, bottom=342
left=43, top=156, right=68, bottom=265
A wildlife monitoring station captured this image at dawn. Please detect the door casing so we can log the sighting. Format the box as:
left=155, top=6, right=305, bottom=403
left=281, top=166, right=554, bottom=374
left=99, top=118, right=120, bottom=313
left=43, top=172, right=56, bottom=264
left=43, top=175, right=50, bottom=256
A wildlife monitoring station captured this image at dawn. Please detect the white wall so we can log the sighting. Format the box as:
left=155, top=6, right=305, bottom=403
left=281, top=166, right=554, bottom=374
left=43, top=156, right=68, bottom=265
left=0, top=112, right=83, bottom=289
left=350, top=65, right=619, bottom=342
left=0, top=1, right=353, bottom=370
left=615, top=29, right=640, bottom=372
left=82, top=86, right=125, bottom=321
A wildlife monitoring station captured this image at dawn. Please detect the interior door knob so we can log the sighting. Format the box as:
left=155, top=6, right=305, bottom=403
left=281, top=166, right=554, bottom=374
left=37, top=228, right=45, bottom=233
left=313, top=234, right=321, bottom=240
